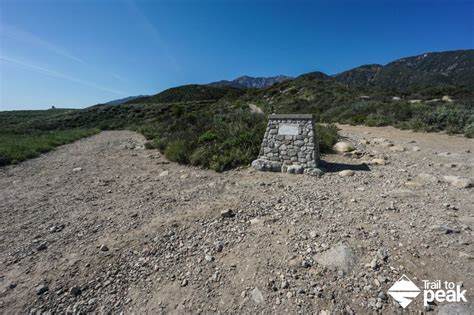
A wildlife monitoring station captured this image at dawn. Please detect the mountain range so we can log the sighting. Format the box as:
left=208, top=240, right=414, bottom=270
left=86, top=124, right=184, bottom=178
left=105, top=49, right=473, bottom=106
left=333, top=50, right=474, bottom=91
left=208, top=75, right=293, bottom=89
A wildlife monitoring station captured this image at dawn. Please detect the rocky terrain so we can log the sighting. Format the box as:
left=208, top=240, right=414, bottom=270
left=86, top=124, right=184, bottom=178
left=0, top=126, right=473, bottom=314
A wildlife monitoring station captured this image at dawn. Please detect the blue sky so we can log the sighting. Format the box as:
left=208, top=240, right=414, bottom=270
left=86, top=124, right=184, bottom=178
left=0, top=0, right=472, bottom=110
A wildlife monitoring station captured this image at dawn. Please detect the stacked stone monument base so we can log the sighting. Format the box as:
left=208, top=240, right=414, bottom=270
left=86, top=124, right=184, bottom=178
left=252, top=114, right=322, bottom=175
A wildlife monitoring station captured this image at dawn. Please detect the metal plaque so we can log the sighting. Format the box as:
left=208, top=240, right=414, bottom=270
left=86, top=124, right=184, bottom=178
left=278, top=123, right=299, bottom=135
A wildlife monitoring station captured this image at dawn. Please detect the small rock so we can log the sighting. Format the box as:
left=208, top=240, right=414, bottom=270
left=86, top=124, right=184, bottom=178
left=339, top=170, right=355, bottom=177
left=390, top=146, right=405, bottom=152
left=430, top=224, right=460, bottom=234
left=100, top=245, right=109, bottom=252
left=369, top=258, right=378, bottom=269
left=443, top=175, right=473, bottom=189
left=249, top=218, right=262, bottom=225
left=36, top=242, right=47, bottom=251
left=304, top=168, right=324, bottom=177
left=333, top=142, right=355, bottom=153
left=72, top=167, right=82, bottom=172
left=313, top=243, right=355, bottom=274
left=287, top=165, right=305, bottom=174
left=181, top=279, right=188, bottom=287
left=370, top=158, right=386, bottom=165
left=159, top=170, right=169, bottom=177
left=220, top=209, right=234, bottom=218
left=49, top=224, right=64, bottom=233
left=251, top=287, right=264, bottom=304
left=69, top=286, right=81, bottom=296
left=204, top=254, right=214, bottom=262
left=36, top=284, right=48, bottom=295
left=301, top=260, right=311, bottom=268
left=214, top=241, right=224, bottom=252
left=281, top=281, right=289, bottom=289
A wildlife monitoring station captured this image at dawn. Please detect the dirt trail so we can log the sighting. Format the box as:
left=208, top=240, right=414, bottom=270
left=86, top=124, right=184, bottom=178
left=0, top=127, right=473, bottom=314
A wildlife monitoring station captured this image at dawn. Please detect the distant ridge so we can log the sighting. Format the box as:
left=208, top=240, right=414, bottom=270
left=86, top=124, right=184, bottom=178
left=127, top=84, right=245, bottom=104
left=333, top=50, right=474, bottom=91
left=105, top=95, right=148, bottom=106
left=105, top=49, right=474, bottom=106
left=208, top=75, right=293, bottom=89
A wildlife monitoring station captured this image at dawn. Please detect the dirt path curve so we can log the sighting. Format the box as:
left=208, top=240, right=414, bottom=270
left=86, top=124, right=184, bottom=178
left=337, top=124, right=473, bottom=155
left=0, top=128, right=473, bottom=314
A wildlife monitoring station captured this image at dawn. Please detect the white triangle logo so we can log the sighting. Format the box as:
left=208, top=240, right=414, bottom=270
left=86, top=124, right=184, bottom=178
left=387, top=274, right=421, bottom=308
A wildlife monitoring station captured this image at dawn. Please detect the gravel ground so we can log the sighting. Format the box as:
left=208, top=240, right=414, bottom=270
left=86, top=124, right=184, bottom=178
left=0, top=126, right=473, bottom=314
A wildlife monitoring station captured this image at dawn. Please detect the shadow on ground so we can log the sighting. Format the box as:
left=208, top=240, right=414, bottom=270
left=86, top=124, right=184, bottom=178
left=319, top=160, right=371, bottom=173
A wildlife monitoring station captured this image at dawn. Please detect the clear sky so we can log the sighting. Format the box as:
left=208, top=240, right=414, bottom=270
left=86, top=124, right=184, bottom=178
left=0, top=0, right=472, bottom=110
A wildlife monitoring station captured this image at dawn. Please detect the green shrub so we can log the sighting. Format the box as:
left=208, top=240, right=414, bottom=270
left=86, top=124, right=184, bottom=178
left=464, top=123, right=474, bottom=138
left=365, top=114, right=391, bottom=127
left=164, top=140, right=191, bottom=163
left=316, top=124, right=339, bottom=153
left=198, top=131, right=218, bottom=143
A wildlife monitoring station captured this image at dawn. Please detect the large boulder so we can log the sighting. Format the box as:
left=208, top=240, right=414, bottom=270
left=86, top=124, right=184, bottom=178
left=333, top=141, right=355, bottom=153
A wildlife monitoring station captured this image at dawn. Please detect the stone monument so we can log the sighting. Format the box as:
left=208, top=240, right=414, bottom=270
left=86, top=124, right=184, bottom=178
left=252, top=114, right=320, bottom=174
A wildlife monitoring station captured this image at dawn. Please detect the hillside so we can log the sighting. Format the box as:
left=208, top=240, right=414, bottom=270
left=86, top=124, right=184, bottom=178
left=130, top=84, right=245, bottom=104
left=240, top=75, right=357, bottom=116
left=334, top=50, right=474, bottom=95
left=105, top=96, right=148, bottom=106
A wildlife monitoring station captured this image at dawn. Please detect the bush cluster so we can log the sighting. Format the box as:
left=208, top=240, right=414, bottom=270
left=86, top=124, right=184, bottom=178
left=139, top=107, right=268, bottom=171
left=317, top=100, right=474, bottom=137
